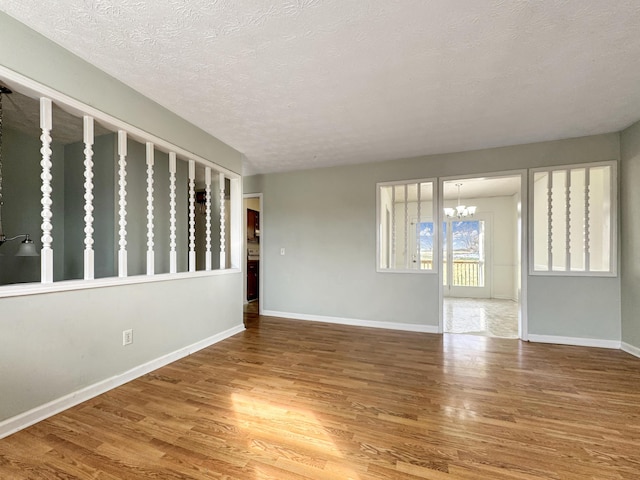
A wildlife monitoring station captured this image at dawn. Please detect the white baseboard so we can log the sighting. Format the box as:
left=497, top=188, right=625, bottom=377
left=262, top=310, right=439, bottom=334
left=528, top=334, right=620, bottom=349
left=491, top=294, right=516, bottom=301
left=0, top=324, right=245, bottom=440
left=622, top=342, right=640, bottom=358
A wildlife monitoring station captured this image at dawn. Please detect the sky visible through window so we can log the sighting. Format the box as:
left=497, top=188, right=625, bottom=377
left=419, top=221, right=481, bottom=261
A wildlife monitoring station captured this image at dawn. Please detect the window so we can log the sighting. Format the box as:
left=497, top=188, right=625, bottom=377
left=530, top=162, right=616, bottom=276
left=0, top=73, right=240, bottom=294
left=377, top=179, right=435, bottom=272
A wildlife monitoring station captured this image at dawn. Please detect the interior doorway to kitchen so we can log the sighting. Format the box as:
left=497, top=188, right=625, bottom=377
left=244, top=194, right=262, bottom=312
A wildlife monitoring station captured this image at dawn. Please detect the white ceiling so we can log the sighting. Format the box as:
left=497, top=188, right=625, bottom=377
left=1, top=1, right=640, bottom=176
left=443, top=176, right=521, bottom=200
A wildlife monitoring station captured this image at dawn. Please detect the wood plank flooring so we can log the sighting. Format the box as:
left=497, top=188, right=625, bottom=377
left=1, top=310, right=640, bottom=479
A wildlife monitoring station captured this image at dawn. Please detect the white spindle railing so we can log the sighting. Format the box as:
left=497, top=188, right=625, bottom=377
left=391, top=186, right=396, bottom=268
left=188, top=160, right=196, bottom=272
left=584, top=168, right=591, bottom=271
left=205, top=167, right=212, bottom=271
left=83, top=115, right=95, bottom=280
left=565, top=170, right=571, bottom=271
left=169, top=152, right=177, bottom=274
left=117, top=130, right=128, bottom=277
left=546, top=172, right=553, bottom=271
left=39, top=98, right=53, bottom=283
left=146, top=142, right=155, bottom=276
left=219, top=172, right=226, bottom=269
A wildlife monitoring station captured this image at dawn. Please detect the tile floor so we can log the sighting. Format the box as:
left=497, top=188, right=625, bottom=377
left=444, top=297, right=519, bottom=338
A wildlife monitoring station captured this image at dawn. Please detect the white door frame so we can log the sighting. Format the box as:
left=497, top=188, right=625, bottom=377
left=243, top=193, right=264, bottom=313
left=438, top=170, right=528, bottom=340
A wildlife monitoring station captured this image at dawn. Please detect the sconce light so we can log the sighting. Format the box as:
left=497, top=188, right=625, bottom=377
left=0, top=84, right=39, bottom=257
left=0, top=234, right=39, bottom=257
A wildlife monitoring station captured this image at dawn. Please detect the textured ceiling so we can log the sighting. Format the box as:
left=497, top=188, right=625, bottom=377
left=2, top=89, right=111, bottom=145
left=1, top=1, right=640, bottom=176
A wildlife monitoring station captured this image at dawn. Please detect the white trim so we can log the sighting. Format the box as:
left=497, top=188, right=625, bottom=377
left=230, top=178, right=243, bottom=270
left=528, top=334, right=620, bottom=349
left=492, top=294, right=516, bottom=300
left=519, top=171, right=529, bottom=341
left=262, top=310, right=439, bottom=334
left=0, top=268, right=241, bottom=299
left=438, top=170, right=528, bottom=340
left=376, top=178, right=437, bottom=274
left=0, top=324, right=245, bottom=440
left=376, top=268, right=438, bottom=275
left=243, top=193, right=263, bottom=313
left=621, top=342, right=640, bottom=358
left=0, top=64, right=244, bottom=296
left=528, top=160, right=618, bottom=277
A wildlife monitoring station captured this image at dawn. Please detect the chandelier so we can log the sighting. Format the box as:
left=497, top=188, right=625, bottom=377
left=444, top=183, right=476, bottom=219
left=0, top=84, right=39, bottom=256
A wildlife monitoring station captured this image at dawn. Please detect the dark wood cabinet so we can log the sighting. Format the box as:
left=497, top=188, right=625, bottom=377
left=247, top=209, right=260, bottom=243
left=247, top=260, right=259, bottom=300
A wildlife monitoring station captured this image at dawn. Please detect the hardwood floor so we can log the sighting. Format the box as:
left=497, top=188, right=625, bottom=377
left=1, top=311, right=639, bottom=479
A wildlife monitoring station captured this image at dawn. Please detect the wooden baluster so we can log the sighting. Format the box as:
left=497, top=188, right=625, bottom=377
left=584, top=168, right=591, bottom=271
left=565, top=170, right=571, bottom=271
left=83, top=116, right=95, bottom=280
left=146, top=142, right=155, bottom=275
left=117, top=130, right=128, bottom=277
left=547, top=172, right=553, bottom=271
left=169, top=153, right=177, bottom=274
left=40, top=98, right=53, bottom=283
left=219, top=172, right=226, bottom=269
left=205, top=167, right=212, bottom=271
left=391, top=187, right=396, bottom=268
left=188, top=160, right=196, bottom=272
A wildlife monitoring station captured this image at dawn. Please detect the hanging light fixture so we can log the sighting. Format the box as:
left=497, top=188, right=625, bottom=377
left=444, top=183, right=477, bottom=219
left=0, top=83, right=39, bottom=256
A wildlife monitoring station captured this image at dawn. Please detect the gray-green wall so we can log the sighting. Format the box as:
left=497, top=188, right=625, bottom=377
left=0, top=126, right=64, bottom=284
left=246, top=133, right=622, bottom=341
left=621, top=120, right=640, bottom=351
left=0, top=13, right=243, bottom=424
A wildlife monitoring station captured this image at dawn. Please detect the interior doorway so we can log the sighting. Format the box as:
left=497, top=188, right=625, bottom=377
left=440, top=173, right=525, bottom=339
left=243, top=194, right=262, bottom=310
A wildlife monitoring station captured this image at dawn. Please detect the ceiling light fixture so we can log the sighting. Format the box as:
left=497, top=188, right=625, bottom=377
left=0, top=84, right=40, bottom=256
left=444, top=183, right=476, bottom=219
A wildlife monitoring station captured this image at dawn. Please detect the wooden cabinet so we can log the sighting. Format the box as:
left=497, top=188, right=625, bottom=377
left=247, top=260, right=259, bottom=300
left=247, top=209, right=260, bottom=243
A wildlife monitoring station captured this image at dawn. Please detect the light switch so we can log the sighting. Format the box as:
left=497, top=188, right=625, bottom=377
left=280, top=248, right=285, bottom=256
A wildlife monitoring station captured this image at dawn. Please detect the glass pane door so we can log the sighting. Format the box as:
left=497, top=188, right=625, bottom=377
left=452, top=220, right=484, bottom=286
left=443, top=219, right=487, bottom=293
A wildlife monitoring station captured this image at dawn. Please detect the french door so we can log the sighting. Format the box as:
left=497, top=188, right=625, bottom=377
left=443, top=218, right=490, bottom=298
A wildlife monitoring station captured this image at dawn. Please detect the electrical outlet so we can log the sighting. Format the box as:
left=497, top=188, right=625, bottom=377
left=122, top=329, right=133, bottom=346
